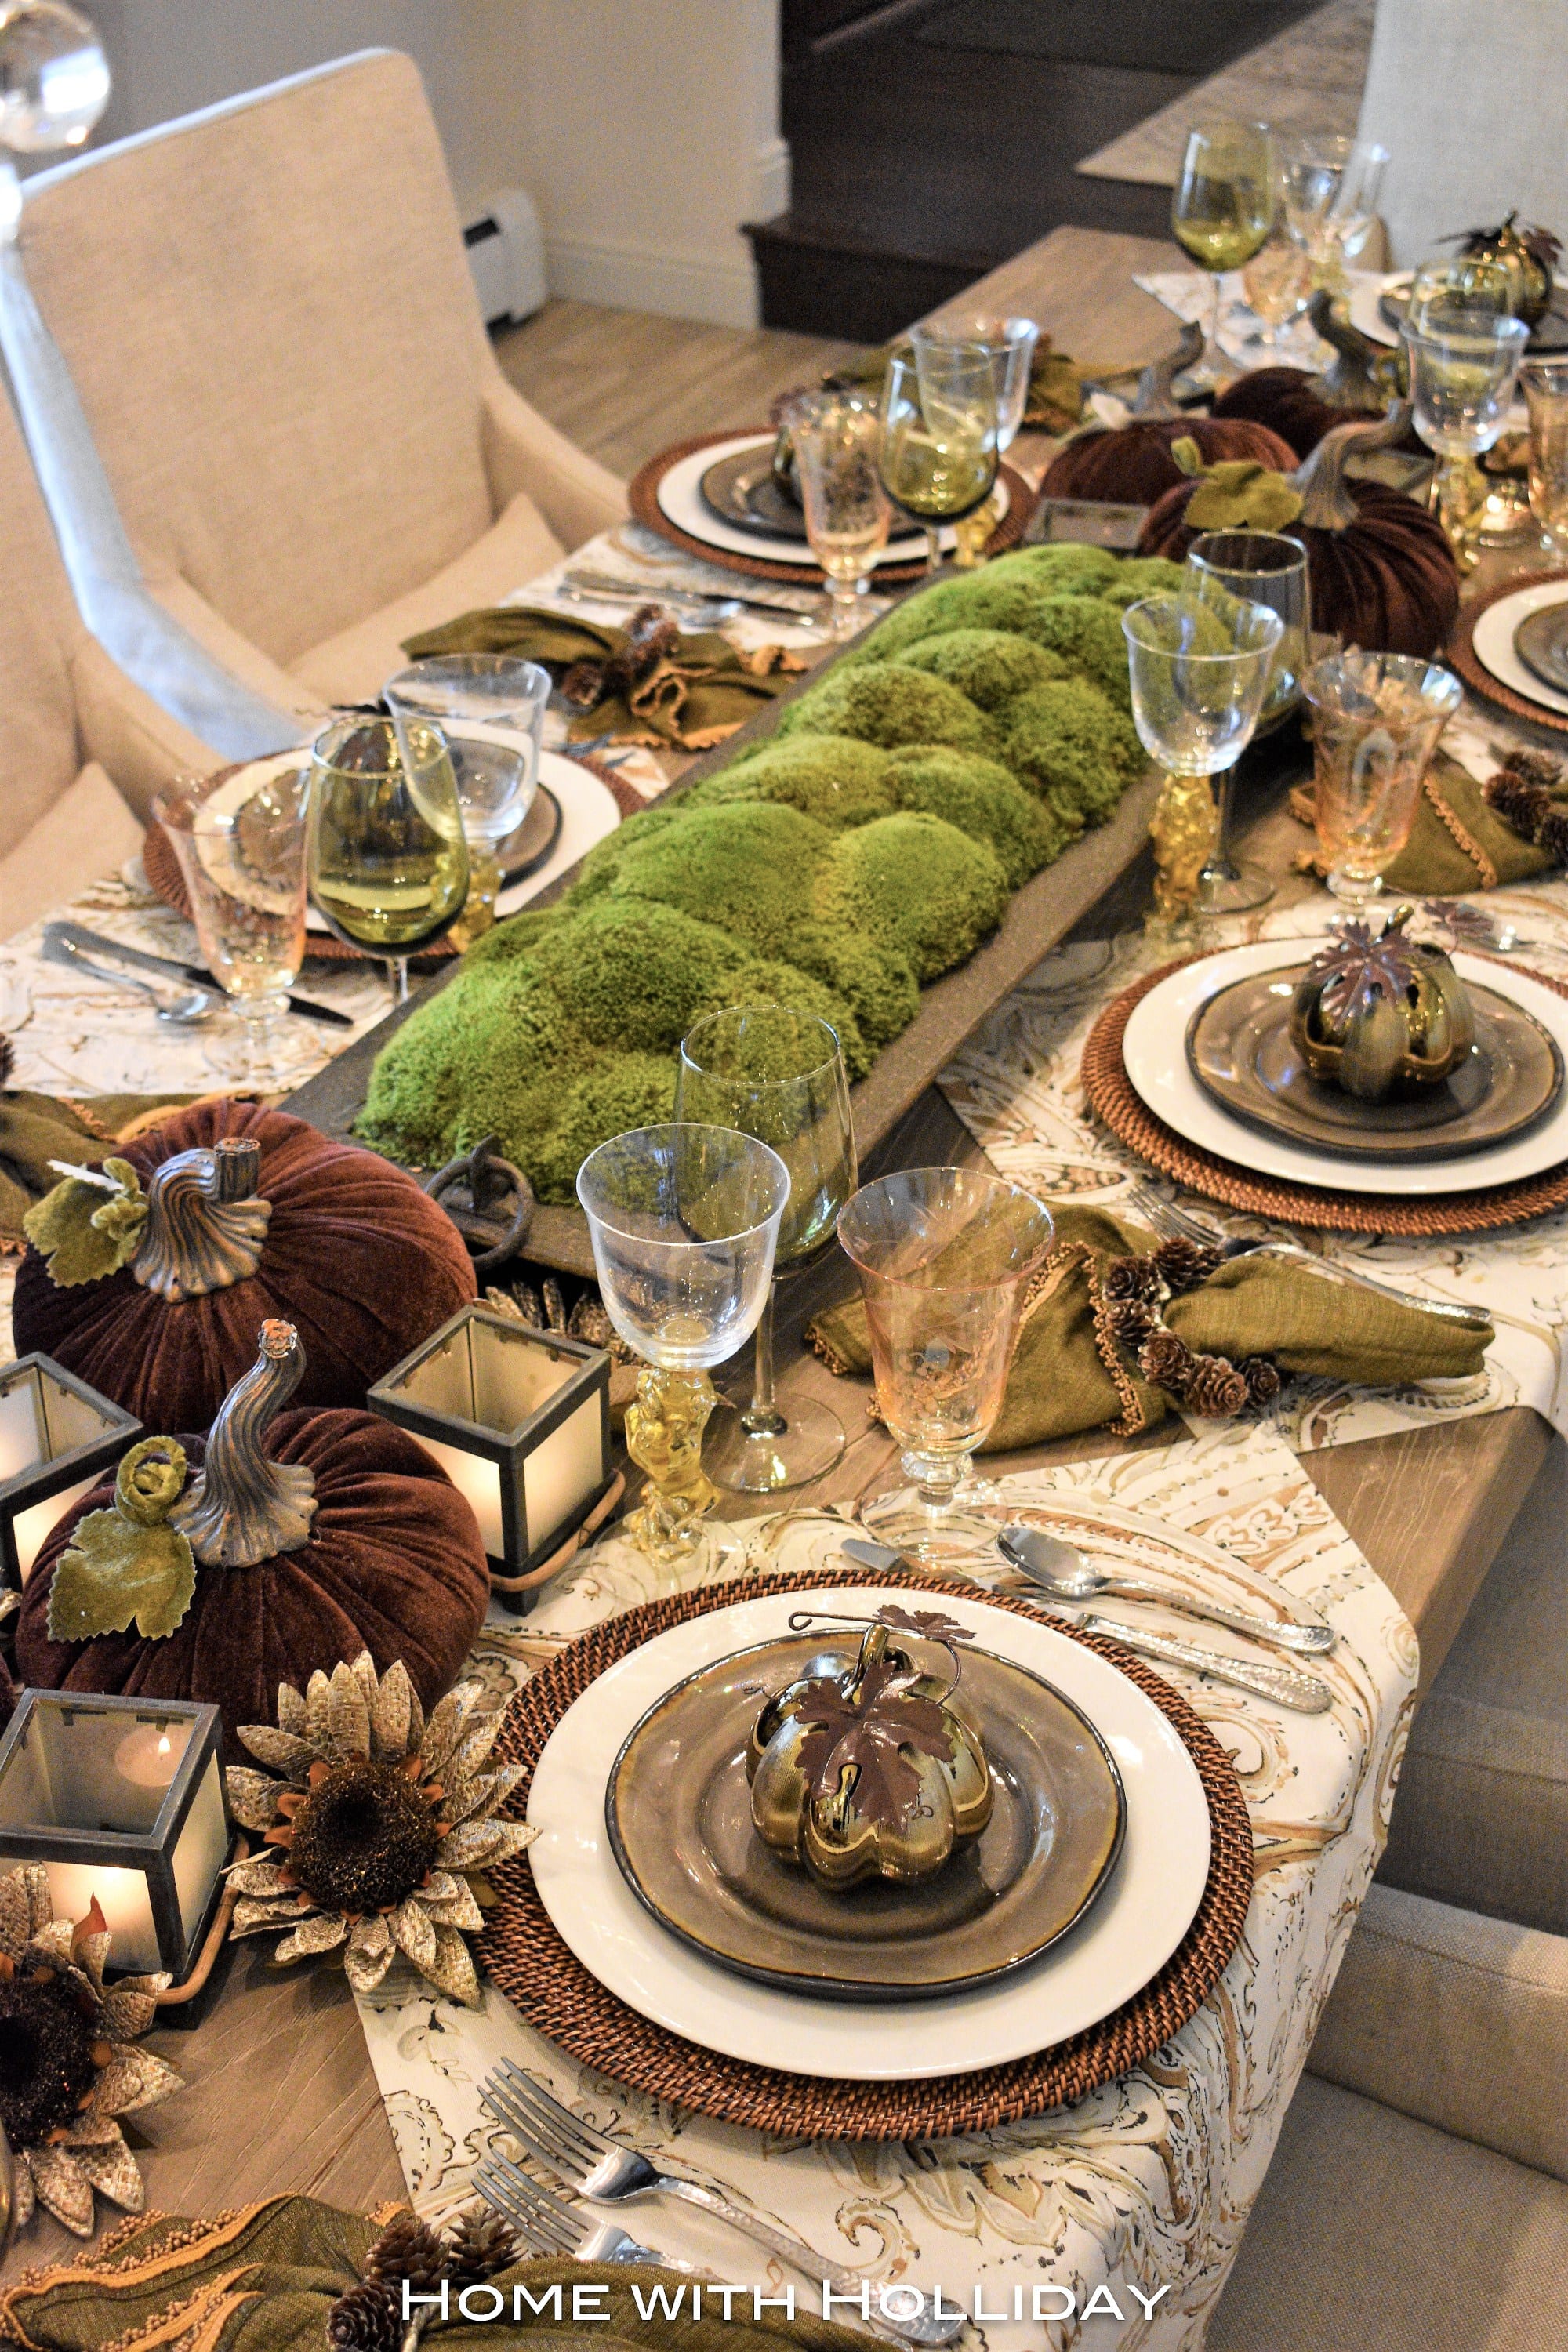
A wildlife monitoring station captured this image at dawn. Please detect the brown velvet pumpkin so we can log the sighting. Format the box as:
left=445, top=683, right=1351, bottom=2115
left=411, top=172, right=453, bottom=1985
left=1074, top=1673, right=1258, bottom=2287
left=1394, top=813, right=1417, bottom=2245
left=1136, top=411, right=1461, bottom=659
left=13, top=1098, right=476, bottom=1431
left=16, top=1395, right=489, bottom=1762
left=1040, top=415, right=1298, bottom=508
left=1212, top=368, right=1380, bottom=460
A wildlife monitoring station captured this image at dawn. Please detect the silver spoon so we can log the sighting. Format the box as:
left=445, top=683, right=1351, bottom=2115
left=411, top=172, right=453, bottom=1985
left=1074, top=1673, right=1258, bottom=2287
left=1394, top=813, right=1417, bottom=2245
left=43, top=932, right=213, bottom=1024
left=997, top=1524, right=1336, bottom=1655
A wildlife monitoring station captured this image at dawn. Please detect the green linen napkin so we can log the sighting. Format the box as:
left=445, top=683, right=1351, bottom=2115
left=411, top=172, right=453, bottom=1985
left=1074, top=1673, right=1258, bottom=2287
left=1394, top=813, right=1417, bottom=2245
left=401, top=607, right=804, bottom=752
left=806, top=1202, right=1491, bottom=1444
left=0, top=2194, right=875, bottom=2352
left=0, top=1090, right=201, bottom=1250
left=823, top=337, right=1085, bottom=435
left=1293, top=750, right=1560, bottom=894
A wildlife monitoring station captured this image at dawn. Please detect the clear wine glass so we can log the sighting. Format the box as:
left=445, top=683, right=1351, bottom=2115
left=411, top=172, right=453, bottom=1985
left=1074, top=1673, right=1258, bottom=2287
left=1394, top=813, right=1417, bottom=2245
left=1171, top=120, right=1276, bottom=393
left=153, top=759, right=309, bottom=1086
left=877, top=350, right=998, bottom=577
left=784, top=390, right=892, bottom=637
left=676, top=1005, right=857, bottom=1493
left=1523, top=358, right=1568, bottom=553
left=837, top=1167, right=1054, bottom=1566
left=304, top=713, right=470, bottom=1004
left=1401, top=309, right=1530, bottom=563
left=1121, top=591, right=1284, bottom=919
left=383, top=655, right=550, bottom=948
left=1318, top=140, right=1389, bottom=285
left=576, top=1123, right=789, bottom=1558
left=1184, top=529, right=1311, bottom=913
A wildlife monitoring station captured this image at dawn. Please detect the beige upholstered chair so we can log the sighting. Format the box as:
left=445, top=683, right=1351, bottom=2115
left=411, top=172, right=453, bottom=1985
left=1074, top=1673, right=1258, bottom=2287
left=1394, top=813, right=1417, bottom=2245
left=12, top=49, right=623, bottom=719
left=1356, top=0, right=1568, bottom=267
left=0, top=387, right=216, bottom=938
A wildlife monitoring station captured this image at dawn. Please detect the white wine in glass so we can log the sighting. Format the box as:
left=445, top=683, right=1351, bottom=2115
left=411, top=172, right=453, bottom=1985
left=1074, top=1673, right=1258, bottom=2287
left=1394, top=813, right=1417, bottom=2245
left=306, top=713, right=470, bottom=1002
left=1172, top=121, right=1276, bottom=393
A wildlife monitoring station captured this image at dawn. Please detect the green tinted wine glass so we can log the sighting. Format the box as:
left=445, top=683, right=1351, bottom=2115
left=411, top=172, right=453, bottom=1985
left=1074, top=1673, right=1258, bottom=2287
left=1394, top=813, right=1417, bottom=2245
left=877, top=350, right=998, bottom=576
left=305, top=713, right=470, bottom=1002
left=1171, top=120, right=1276, bottom=393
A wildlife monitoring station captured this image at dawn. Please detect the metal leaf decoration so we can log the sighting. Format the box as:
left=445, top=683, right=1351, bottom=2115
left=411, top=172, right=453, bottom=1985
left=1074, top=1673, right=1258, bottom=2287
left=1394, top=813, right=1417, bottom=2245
left=792, top=1663, right=958, bottom=1835
left=1302, top=917, right=1422, bottom=1029
left=873, top=1603, right=975, bottom=1647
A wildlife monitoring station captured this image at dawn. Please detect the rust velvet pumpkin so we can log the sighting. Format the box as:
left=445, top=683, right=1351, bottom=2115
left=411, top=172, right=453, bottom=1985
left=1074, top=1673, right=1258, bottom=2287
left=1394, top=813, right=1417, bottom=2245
left=1136, top=410, right=1460, bottom=659
left=1211, top=368, right=1380, bottom=459
left=12, top=1098, right=476, bottom=1431
left=1040, top=415, right=1297, bottom=507
left=16, top=1327, right=490, bottom=1758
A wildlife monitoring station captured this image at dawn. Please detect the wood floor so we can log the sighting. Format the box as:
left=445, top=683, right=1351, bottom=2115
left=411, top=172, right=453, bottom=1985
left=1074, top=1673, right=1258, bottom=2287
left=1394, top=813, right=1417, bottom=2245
left=494, top=300, right=869, bottom=481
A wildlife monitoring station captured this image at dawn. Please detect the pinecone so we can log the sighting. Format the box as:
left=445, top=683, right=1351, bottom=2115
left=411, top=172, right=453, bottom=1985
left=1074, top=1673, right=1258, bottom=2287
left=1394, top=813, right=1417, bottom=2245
left=1138, top=1329, right=1196, bottom=1396
left=1102, top=1254, right=1162, bottom=1305
left=1238, top=1354, right=1283, bottom=1406
left=1537, top=807, right=1568, bottom=869
left=443, top=2207, right=520, bottom=2285
left=327, top=2281, right=400, bottom=2352
left=1104, top=1294, right=1156, bottom=1351
left=1484, top=768, right=1552, bottom=839
left=1498, top=746, right=1565, bottom=794
left=1150, top=1235, right=1224, bottom=1292
left=365, top=2209, right=447, bottom=2293
left=1183, top=1354, right=1249, bottom=1419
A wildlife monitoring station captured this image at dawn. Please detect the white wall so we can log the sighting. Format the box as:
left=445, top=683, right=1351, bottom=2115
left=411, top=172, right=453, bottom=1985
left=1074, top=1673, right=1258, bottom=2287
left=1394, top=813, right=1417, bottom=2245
left=68, top=0, right=786, bottom=327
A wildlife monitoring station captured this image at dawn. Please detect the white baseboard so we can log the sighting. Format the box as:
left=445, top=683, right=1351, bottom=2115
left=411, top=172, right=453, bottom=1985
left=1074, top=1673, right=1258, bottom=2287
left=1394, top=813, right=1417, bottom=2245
left=753, top=133, right=791, bottom=222
left=544, top=233, right=760, bottom=329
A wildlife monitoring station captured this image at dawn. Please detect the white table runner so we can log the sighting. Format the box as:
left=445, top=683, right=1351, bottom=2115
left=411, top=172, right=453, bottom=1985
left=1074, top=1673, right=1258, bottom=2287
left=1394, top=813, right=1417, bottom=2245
left=353, top=1425, right=1413, bottom=2350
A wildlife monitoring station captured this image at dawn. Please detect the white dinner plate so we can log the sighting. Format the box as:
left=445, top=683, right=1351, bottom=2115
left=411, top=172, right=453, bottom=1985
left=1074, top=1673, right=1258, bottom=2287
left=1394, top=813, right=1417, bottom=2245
left=1346, top=270, right=1403, bottom=350
left=655, top=434, right=1010, bottom=571
left=297, top=746, right=620, bottom=934
left=1471, top=579, right=1568, bottom=719
left=1123, top=938, right=1568, bottom=1194
left=527, top=1579, right=1210, bottom=2082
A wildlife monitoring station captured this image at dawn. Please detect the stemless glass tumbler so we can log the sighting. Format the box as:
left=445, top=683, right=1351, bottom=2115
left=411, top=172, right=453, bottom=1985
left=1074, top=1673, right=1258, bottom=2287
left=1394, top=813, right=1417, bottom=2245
left=577, top=1123, right=789, bottom=1558
left=1303, top=649, right=1463, bottom=915
left=1523, top=358, right=1568, bottom=551
left=154, top=759, right=309, bottom=1086
left=785, top=390, right=892, bottom=637
left=384, top=654, right=550, bottom=947
left=676, top=1006, right=857, bottom=1494
left=837, top=1167, right=1054, bottom=1564
left=1122, top=592, right=1284, bottom=917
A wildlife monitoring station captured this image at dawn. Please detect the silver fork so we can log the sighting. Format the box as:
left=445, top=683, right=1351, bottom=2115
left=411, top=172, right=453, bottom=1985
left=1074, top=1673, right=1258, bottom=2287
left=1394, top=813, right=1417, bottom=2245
left=1123, top=1179, right=1493, bottom=1333
left=474, top=2149, right=696, bottom=2274
left=479, top=2060, right=964, bottom=2347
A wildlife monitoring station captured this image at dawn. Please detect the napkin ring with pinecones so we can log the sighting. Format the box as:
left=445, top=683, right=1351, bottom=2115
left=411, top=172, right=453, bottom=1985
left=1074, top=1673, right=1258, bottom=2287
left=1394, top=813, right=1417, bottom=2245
left=1101, top=1236, right=1281, bottom=1420
left=1482, top=746, right=1568, bottom=862
left=328, top=2206, right=519, bottom=2350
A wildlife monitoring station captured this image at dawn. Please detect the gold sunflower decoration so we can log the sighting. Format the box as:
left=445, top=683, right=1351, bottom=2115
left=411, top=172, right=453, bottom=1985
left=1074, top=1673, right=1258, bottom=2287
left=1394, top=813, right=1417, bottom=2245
left=0, top=1864, right=183, bottom=2236
left=223, top=1653, right=535, bottom=2007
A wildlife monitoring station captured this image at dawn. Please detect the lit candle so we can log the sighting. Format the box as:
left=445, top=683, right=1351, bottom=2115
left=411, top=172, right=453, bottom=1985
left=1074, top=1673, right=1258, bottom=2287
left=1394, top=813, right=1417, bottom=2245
left=39, top=1860, right=159, bottom=1973
left=114, top=1722, right=185, bottom=1790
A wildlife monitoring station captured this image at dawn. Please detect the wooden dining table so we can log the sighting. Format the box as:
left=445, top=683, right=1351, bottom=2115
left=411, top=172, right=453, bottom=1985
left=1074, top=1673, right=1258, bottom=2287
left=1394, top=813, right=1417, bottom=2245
left=1, top=223, right=1552, bottom=2288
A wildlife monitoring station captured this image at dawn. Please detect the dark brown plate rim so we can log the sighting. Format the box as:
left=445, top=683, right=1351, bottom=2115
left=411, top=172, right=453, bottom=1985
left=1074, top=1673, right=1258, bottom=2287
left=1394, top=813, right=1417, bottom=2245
left=699, top=445, right=811, bottom=544
left=603, top=1634, right=1127, bottom=2002
left=1185, top=966, right=1566, bottom=1163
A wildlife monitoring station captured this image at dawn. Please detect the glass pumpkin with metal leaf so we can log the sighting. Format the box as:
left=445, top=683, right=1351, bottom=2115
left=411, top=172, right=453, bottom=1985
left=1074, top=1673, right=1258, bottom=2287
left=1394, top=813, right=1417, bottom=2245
left=1290, top=907, right=1475, bottom=1102
left=746, top=1607, right=993, bottom=1890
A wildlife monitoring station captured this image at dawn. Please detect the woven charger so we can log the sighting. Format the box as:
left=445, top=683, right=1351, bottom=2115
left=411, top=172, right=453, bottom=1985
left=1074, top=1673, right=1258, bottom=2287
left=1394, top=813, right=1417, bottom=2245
left=477, top=1566, right=1253, bottom=2140
left=1083, top=955, right=1568, bottom=1235
left=1448, top=568, right=1568, bottom=738
left=629, top=430, right=1033, bottom=586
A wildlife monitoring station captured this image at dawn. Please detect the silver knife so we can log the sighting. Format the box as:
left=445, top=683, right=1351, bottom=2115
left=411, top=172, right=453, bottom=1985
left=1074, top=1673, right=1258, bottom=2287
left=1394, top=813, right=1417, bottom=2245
left=45, top=922, right=354, bottom=1029
left=562, top=566, right=829, bottom=623
left=1078, top=1613, right=1334, bottom=1713
left=840, top=1534, right=967, bottom=1584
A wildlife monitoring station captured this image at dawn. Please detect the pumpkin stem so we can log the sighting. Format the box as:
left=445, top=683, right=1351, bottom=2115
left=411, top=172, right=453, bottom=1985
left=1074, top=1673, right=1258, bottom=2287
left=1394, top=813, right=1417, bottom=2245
left=1130, top=320, right=1203, bottom=417
left=1293, top=401, right=1415, bottom=532
left=133, top=1137, right=271, bottom=1303
left=172, top=1319, right=317, bottom=1569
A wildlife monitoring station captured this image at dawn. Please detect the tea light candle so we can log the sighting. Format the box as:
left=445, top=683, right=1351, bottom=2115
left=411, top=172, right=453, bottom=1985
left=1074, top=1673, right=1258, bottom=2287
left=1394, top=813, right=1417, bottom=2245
left=368, top=1304, right=612, bottom=1606
left=0, top=1355, right=141, bottom=1588
left=0, top=1693, right=230, bottom=1980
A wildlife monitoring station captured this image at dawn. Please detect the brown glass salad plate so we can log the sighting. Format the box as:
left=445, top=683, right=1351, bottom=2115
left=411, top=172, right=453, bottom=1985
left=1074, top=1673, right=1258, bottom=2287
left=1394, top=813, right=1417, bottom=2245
left=1187, top=966, right=1564, bottom=1161
left=604, top=1633, right=1125, bottom=2000
left=1514, top=604, right=1568, bottom=698
left=699, top=444, right=811, bottom=543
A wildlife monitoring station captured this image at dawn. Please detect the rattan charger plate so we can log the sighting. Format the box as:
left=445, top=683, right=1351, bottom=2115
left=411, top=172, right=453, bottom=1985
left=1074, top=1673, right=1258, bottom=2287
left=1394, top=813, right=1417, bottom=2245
left=628, top=430, right=1034, bottom=586
left=477, top=1566, right=1254, bottom=2140
left=1084, top=956, right=1568, bottom=1234
left=1449, top=568, right=1568, bottom=738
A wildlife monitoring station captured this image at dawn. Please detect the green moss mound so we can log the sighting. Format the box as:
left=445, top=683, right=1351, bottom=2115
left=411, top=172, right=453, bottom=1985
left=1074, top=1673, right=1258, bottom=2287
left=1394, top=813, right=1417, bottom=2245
left=885, top=745, right=1065, bottom=885
left=1001, top=678, right=1144, bottom=827
left=887, top=629, right=1071, bottom=713
left=775, top=662, right=1000, bottom=756
left=589, top=800, right=828, bottom=960
left=1094, top=554, right=1188, bottom=609
left=681, top=733, right=897, bottom=830
left=982, top=544, right=1122, bottom=596
left=814, top=813, right=1009, bottom=983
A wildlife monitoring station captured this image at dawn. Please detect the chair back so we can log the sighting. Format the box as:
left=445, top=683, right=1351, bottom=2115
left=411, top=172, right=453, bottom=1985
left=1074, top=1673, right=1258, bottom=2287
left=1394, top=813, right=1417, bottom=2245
left=0, top=386, right=83, bottom=849
left=15, top=49, right=496, bottom=670
left=1356, top=0, right=1568, bottom=267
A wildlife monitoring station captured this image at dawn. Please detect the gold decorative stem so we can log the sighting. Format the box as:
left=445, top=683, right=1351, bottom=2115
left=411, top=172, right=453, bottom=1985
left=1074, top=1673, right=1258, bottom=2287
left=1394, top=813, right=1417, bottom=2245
left=172, top=1320, right=316, bottom=1568
left=622, top=1366, right=719, bottom=1558
left=133, top=1136, right=271, bottom=1301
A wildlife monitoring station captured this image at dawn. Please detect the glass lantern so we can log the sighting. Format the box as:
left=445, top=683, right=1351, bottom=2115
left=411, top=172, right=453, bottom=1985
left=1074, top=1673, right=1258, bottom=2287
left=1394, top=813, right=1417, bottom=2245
left=0, top=1354, right=141, bottom=1588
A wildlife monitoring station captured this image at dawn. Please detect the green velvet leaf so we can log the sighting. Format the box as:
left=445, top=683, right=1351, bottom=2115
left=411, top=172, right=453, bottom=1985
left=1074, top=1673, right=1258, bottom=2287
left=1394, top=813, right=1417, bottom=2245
left=22, top=1157, right=148, bottom=1287
left=1182, top=460, right=1305, bottom=533
left=47, top=1439, right=196, bottom=1642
